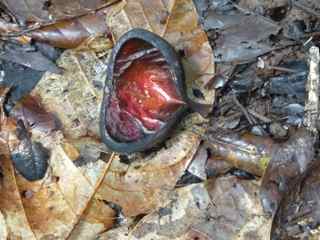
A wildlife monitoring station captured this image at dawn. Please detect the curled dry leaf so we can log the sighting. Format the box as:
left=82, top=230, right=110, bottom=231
left=205, top=130, right=275, bottom=176
left=106, top=0, right=215, bottom=108
left=27, top=7, right=113, bottom=49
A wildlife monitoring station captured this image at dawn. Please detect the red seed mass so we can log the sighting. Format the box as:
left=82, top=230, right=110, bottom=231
left=106, top=39, right=185, bottom=142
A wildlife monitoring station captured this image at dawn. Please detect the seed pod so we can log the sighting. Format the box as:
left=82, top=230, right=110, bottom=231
left=100, top=28, right=187, bottom=153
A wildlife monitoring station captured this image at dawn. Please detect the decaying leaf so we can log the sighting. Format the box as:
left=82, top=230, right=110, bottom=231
left=28, top=7, right=113, bottom=49
left=3, top=94, right=61, bottom=181
left=99, top=183, right=211, bottom=240
left=0, top=0, right=120, bottom=25
left=201, top=176, right=272, bottom=240
left=100, top=176, right=272, bottom=240
left=0, top=43, right=61, bottom=74
left=10, top=95, right=60, bottom=134
left=187, top=144, right=209, bottom=180
left=260, top=129, right=315, bottom=216
left=271, top=162, right=320, bottom=239
left=205, top=130, right=275, bottom=176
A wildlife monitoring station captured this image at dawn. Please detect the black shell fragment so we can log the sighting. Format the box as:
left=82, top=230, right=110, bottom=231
left=11, top=120, right=49, bottom=181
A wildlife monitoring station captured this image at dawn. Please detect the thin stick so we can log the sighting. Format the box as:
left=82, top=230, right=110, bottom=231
left=304, top=46, right=320, bottom=134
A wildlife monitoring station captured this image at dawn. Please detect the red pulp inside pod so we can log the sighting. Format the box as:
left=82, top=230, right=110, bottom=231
left=106, top=39, right=185, bottom=142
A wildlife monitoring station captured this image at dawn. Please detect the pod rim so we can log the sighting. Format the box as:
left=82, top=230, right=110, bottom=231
left=100, top=28, right=187, bottom=154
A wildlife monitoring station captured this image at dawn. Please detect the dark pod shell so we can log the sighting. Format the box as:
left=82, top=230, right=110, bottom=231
left=100, top=28, right=187, bottom=153
left=11, top=120, right=50, bottom=181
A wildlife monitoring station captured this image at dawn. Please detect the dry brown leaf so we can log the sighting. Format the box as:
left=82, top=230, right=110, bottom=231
left=10, top=95, right=60, bottom=134
left=99, top=183, right=211, bottom=240
left=0, top=145, right=36, bottom=239
left=205, top=130, right=275, bottom=176
left=0, top=84, right=115, bottom=239
left=28, top=7, right=113, bottom=49
left=96, top=126, right=201, bottom=217
left=67, top=140, right=118, bottom=239
left=203, top=176, right=272, bottom=240
left=14, top=136, right=113, bottom=239
left=0, top=0, right=120, bottom=24
left=101, top=177, right=271, bottom=240
left=68, top=198, right=116, bottom=240
left=0, top=210, right=8, bottom=240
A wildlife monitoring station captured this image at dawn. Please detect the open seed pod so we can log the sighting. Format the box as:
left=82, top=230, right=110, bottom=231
left=100, top=28, right=188, bottom=153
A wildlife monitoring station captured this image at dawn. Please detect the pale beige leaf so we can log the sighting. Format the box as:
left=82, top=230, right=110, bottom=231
left=0, top=153, right=36, bottom=240
left=0, top=210, right=8, bottom=240
left=34, top=50, right=107, bottom=139
left=68, top=198, right=116, bottom=240
left=14, top=131, right=113, bottom=239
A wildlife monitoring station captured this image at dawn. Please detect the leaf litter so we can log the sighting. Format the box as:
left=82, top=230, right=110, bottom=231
left=0, top=0, right=320, bottom=239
